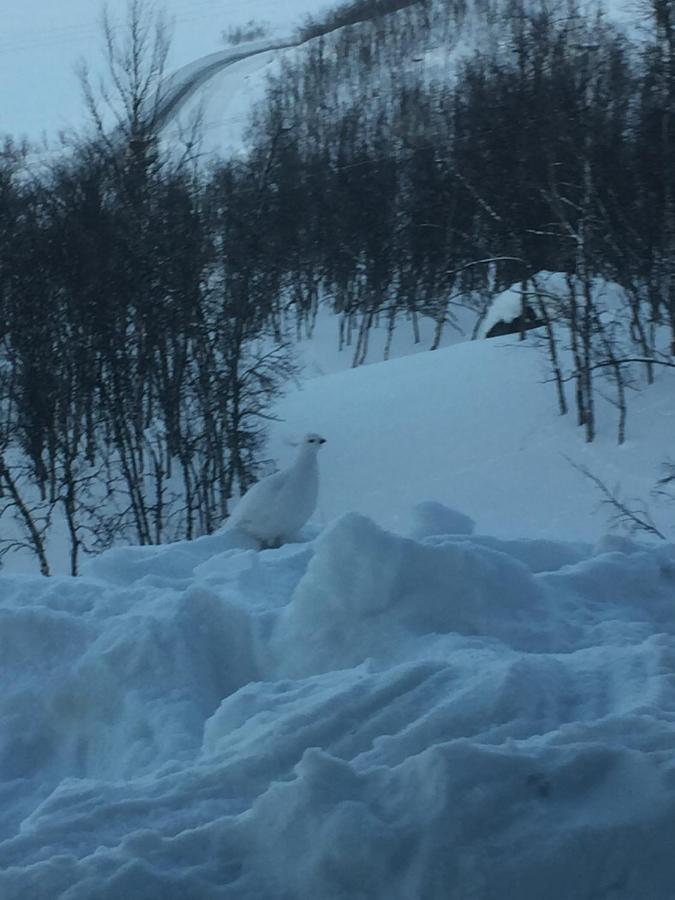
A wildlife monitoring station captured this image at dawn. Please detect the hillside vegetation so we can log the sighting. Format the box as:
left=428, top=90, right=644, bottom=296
left=0, top=0, right=674, bottom=571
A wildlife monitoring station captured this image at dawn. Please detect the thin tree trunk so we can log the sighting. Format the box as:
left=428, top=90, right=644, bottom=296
left=0, top=456, right=51, bottom=576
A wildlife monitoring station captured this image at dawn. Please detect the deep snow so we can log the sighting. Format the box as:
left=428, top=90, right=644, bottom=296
left=2, top=511, right=675, bottom=897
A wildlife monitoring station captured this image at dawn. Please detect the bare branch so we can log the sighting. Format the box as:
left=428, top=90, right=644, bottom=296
left=568, top=458, right=667, bottom=540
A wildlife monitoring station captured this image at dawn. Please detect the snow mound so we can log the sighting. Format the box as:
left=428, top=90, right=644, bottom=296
left=271, top=513, right=550, bottom=678
left=2, top=513, right=675, bottom=898
left=409, top=500, right=475, bottom=538
left=479, top=271, right=630, bottom=338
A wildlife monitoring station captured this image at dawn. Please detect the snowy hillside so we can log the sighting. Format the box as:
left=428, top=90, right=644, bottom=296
left=5, top=0, right=636, bottom=157
left=271, top=324, right=675, bottom=544
left=162, top=0, right=639, bottom=158
left=6, top=307, right=672, bottom=575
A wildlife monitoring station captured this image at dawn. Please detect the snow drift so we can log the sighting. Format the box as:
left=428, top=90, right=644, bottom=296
left=2, top=510, right=675, bottom=898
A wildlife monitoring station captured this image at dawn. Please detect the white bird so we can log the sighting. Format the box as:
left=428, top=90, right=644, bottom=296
left=228, top=433, right=326, bottom=548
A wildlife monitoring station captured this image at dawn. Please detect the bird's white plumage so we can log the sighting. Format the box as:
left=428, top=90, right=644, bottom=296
left=228, top=433, right=326, bottom=547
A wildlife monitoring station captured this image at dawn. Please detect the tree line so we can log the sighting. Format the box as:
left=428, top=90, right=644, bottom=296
left=1, top=0, right=675, bottom=571
left=0, top=2, right=292, bottom=573
left=237, top=0, right=675, bottom=439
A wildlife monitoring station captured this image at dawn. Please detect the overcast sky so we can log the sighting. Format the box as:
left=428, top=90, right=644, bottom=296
left=0, top=0, right=328, bottom=144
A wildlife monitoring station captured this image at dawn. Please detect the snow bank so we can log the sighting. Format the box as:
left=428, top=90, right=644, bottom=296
left=2, top=510, right=675, bottom=898
left=409, top=499, right=475, bottom=538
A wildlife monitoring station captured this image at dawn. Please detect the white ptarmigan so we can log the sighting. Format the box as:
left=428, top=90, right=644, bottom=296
left=228, top=433, right=326, bottom=548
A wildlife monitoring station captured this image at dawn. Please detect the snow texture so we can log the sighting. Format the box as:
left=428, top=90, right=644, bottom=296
left=228, top=432, right=326, bottom=547
left=409, top=499, right=475, bottom=539
left=272, top=315, right=675, bottom=545
left=2, top=510, right=675, bottom=898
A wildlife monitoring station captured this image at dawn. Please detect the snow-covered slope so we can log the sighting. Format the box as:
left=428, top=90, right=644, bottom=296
left=6, top=0, right=637, bottom=155
left=271, top=327, right=675, bottom=543
left=4, top=310, right=673, bottom=574
left=163, top=0, right=640, bottom=159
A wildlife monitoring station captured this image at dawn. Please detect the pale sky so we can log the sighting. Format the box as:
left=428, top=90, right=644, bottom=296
left=0, top=0, right=330, bottom=144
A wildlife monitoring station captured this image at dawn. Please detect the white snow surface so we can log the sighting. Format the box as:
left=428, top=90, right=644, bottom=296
left=2, top=508, right=675, bottom=897
left=272, top=324, right=675, bottom=544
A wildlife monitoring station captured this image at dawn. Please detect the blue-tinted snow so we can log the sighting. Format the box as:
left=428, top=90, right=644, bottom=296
left=2, top=508, right=675, bottom=898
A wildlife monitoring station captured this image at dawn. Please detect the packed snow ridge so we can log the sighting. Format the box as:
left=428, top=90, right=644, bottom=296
left=2, top=504, right=675, bottom=898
